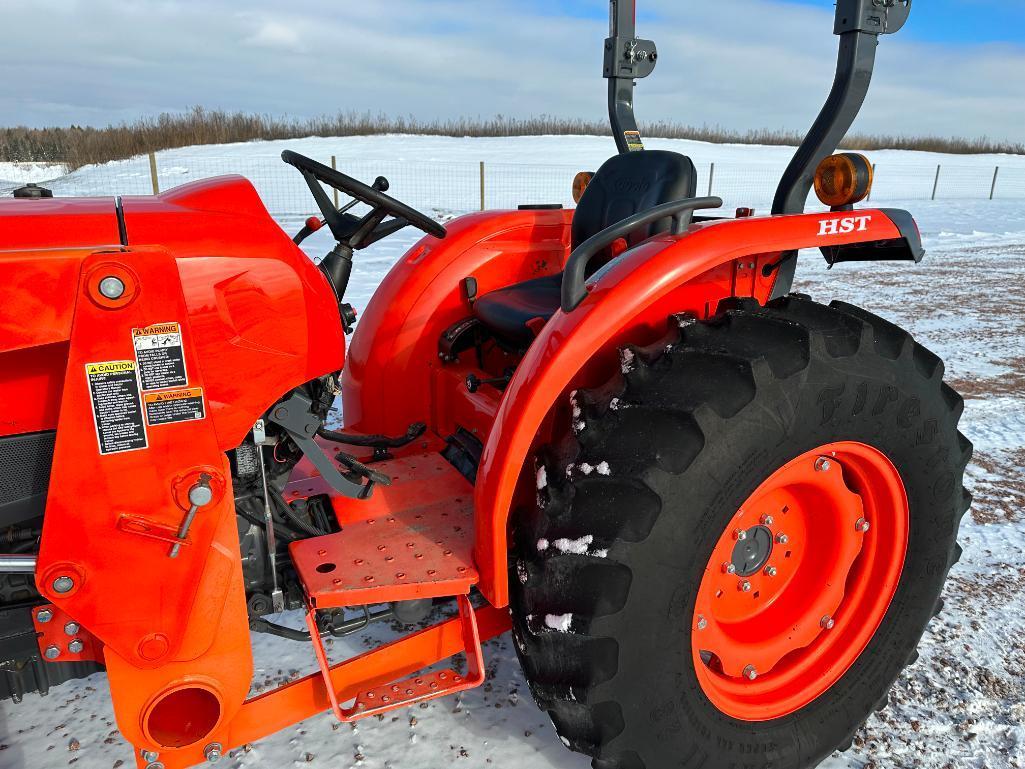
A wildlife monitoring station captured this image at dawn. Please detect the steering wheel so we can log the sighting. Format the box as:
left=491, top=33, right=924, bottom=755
left=281, top=150, right=446, bottom=247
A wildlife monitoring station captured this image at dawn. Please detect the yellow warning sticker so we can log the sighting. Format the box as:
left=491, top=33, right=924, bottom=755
left=144, top=387, right=206, bottom=426
left=85, top=360, right=147, bottom=454
left=624, top=130, right=644, bottom=151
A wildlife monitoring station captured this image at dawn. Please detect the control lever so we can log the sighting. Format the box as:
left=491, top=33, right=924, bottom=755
left=269, top=393, right=379, bottom=499
left=169, top=474, right=212, bottom=558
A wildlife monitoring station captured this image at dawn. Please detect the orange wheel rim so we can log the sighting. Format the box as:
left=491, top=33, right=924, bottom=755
left=692, top=442, right=908, bottom=721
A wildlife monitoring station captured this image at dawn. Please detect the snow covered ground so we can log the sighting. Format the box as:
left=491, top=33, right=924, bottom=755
left=1, top=136, right=1024, bottom=769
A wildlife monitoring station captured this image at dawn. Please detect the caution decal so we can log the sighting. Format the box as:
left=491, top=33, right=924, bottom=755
left=85, top=360, right=148, bottom=454
left=624, top=130, right=644, bottom=152
left=144, top=387, right=206, bottom=426
left=133, top=322, right=188, bottom=390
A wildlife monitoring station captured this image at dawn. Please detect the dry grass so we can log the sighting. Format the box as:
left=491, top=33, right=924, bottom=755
left=2, top=108, right=1023, bottom=169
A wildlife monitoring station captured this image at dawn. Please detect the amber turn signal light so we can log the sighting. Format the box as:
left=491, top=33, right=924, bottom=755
left=572, top=171, right=594, bottom=204
left=814, top=153, right=873, bottom=208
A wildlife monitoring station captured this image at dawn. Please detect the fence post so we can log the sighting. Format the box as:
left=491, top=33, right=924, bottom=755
left=867, top=163, right=877, bottom=202
left=479, top=161, right=486, bottom=211
left=148, top=152, right=160, bottom=195
left=990, top=166, right=1000, bottom=200
left=331, top=156, right=339, bottom=208
left=931, top=164, right=941, bottom=201
left=707, top=162, right=715, bottom=197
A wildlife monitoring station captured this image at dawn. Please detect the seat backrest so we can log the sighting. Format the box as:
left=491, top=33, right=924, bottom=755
left=571, top=150, right=698, bottom=250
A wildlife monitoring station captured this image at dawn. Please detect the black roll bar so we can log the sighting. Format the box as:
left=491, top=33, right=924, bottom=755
left=605, top=0, right=657, bottom=154
left=769, top=0, right=912, bottom=296
left=772, top=0, right=911, bottom=216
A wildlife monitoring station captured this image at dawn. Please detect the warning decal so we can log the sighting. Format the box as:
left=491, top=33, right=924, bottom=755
left=144, top=387, right=206, bottom=426
left=624, top=130, right=644, bottom=152
left=133, top=322, right=188, bottom=390
left=85, top=361, right=147, bottom=454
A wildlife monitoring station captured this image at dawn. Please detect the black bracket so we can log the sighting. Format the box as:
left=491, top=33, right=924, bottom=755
left=603, top=36, right=657, bottom=80
left=834, top=0, right=911, bottom=35
left=269, top=393, right=373, bottom=500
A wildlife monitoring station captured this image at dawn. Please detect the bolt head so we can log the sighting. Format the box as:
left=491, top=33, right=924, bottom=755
left=64, top=621, right=80, bottom=636
left=743, top=665, right=758, bottom=681
left=204, top=743, right=223, bottom=763
left=856, top=518, right=871, bottom=533
left=820, top=615, right=836, bottom=630
left=52, top=576, right=74, bottom=594
left=733, top=529, right=747, bottom=541
left=760, top=514, right=775, bottom=526
left=764, top=566, right=778, bottom=577
left=721, top=562, right=737, bottom=575
left=36, top=608, right=53, bottom=623
left=98, top=275, right=126, bottom=299
left=814, top=457, right=832, bottom=472
left=696, top=615, right=708, bottom=631
left=188, top=483, right=214, bottom=507
left=44, top=645, right=61, bottom=660
left=68, top=639, right=84, bottom=654
left=140, top=750, right=159, bottom=763
left=775, top=533, right=789, bottom=545
left=739, top=580, right=752, bottom=593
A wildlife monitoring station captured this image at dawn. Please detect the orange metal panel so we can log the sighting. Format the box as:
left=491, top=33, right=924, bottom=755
left=473, top=209, right=905, bottom=606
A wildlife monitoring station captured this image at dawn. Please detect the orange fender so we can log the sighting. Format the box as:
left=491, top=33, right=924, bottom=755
left=473, top=209, right=907, bottom=606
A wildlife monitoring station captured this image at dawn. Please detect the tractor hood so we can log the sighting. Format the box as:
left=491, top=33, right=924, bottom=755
left=0, top=196, right=122, bottom=252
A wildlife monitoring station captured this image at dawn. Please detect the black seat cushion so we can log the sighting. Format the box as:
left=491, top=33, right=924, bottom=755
left=471, top=273, right=563, bottom=347
left=473, top=151, right=697, bottom=346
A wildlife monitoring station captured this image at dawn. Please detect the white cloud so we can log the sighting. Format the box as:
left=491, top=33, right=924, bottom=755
left=0, top=0, right=1021, bottom=143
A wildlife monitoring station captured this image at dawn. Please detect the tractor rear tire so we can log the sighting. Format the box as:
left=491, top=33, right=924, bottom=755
left=509, top=295, right=971, bottom=769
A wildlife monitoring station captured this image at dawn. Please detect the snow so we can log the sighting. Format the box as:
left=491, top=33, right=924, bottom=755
left=0, top=161, right=67, bottom=186
left=543, top=615, right=574, bottom=633
left=3, top=134, right=1025, bottom=769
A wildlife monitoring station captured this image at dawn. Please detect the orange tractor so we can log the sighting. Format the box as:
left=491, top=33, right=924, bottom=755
left=0, top=1, right=970, bottom=767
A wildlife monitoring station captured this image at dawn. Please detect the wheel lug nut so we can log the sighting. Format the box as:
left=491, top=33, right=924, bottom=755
left=760, top=514, right=774, bottom=526
left=696, top=614, right=708, bottom=631
left=855, top=518, right=870, bottom=533
left=820, top=615, right=835, bottom=630
left=739, top=580, right=752, bottom=592
left=763, top=566, right=777, bottom=577
left=733, top=529, right=747, bottom=541
left=721, top=562, right=737, bottom=575
left=814, top=457, right=832, bottom=472
left=743, top=665, right=758, bottom=681
left=775, top=533, right=789, bottom=545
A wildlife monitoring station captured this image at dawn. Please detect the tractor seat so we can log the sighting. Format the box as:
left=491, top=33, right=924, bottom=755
left=473, top=150, right=697, bottom=347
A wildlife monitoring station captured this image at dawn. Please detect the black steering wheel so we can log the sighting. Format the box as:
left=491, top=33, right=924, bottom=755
left=281, top=150, right=446, bottom=247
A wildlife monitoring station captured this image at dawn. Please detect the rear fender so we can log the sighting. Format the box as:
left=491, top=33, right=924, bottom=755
left=474, top=208, right=908, bottom=606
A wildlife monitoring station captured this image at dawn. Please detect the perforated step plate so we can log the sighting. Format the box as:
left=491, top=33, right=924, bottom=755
left=289, top=452, right=478, bottom=607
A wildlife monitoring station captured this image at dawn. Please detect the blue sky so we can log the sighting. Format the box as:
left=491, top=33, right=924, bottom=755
left=783, top=0, right=1025, bottom=45
left=1, top=0, right=1023, bottom=143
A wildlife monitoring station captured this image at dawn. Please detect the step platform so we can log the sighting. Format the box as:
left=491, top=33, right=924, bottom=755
left=288, top=451, right=479, bottom=608
left=287, top=449, right=484, bottom=722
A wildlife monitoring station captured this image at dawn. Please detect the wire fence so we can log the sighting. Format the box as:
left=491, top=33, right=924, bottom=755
left=3, top=153, right=1025, bottom=217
